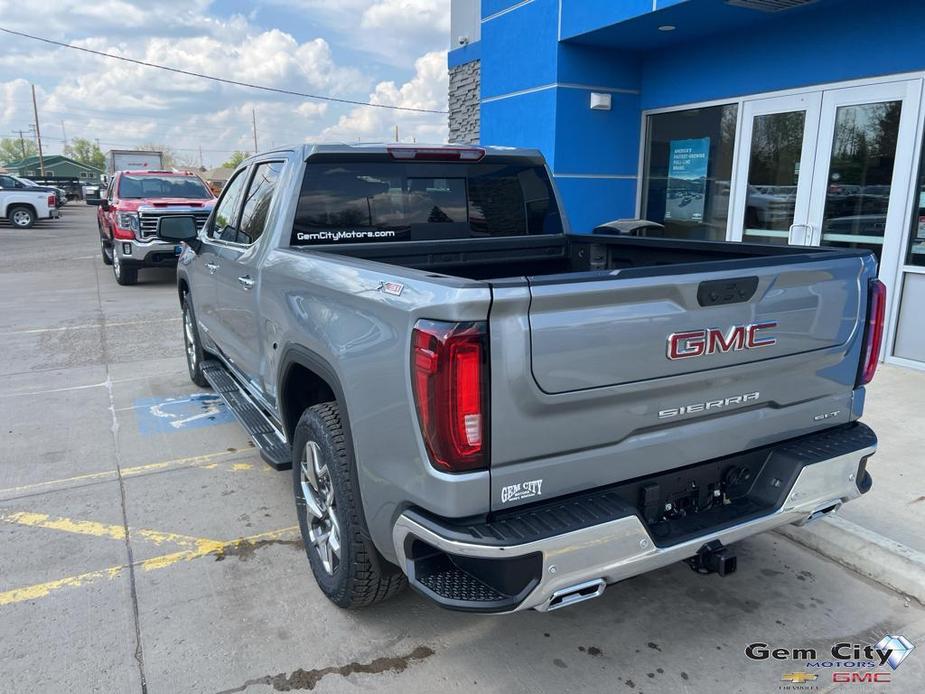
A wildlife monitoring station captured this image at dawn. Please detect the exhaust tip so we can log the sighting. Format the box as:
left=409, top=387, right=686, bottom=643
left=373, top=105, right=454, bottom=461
left=547, top=578, right=606, bottom=611
left=797, top=501, right=842, bottom=526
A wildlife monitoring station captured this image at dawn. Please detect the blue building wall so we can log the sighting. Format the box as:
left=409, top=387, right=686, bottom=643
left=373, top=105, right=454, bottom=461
left=454, top=0, right=925, bottom=233
left=559, top=0, right=689, bottom=40
left=641, top=0, right=925, bottom=109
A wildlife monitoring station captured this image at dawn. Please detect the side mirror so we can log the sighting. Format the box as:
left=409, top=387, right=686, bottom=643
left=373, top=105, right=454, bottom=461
left=99, top=199, right=110, bottom=211
left=157, top=215, right=198, bottom=242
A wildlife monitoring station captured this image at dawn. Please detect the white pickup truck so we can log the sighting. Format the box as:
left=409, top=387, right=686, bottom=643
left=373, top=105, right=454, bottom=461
left=0, top=187, right=59, bottom=228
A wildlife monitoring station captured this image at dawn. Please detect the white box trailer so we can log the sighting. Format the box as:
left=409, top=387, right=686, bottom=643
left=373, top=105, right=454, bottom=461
left=105, top=150, right=164, bottom=175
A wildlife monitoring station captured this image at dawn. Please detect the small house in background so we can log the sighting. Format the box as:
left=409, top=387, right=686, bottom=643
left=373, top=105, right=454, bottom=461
left=4, top=154, right=104, bottom=187
left=203, top=166, right=234, bottom=195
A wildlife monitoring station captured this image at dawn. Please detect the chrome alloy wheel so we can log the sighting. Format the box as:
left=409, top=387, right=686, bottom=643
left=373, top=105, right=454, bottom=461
left=300, top=440, right=341, bottom=574
left=183, top=306, right=197, bottom=372
left=11, top=208, right=32, bottom=227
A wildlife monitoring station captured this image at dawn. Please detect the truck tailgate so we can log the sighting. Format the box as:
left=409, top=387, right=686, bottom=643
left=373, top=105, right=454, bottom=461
left=487, top=255, right=869, bottom=511
left=528, top=260, right=861, bottom=393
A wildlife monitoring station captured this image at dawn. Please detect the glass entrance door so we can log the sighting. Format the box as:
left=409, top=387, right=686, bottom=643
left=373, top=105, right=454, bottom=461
left=729, top=93, right=822, bottom=244
left=807, top=81, right=922, bottom=267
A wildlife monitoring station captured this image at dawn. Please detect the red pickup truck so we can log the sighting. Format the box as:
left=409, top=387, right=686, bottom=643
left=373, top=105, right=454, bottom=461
left=98, top=169, right=215, bottom=285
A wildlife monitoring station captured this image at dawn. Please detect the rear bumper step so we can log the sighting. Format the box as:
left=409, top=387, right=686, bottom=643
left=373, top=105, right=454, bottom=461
left=393, top=423, right=876, bottom=613
left=201, top=360, right=291, bottom=470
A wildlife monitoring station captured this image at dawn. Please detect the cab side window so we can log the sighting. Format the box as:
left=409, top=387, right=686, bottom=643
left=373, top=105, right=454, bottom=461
left=208, top=168, right=248, bottom=240
left=0, top=175, right=16, bottom=189
left=237, top=162, right=284, bottom=245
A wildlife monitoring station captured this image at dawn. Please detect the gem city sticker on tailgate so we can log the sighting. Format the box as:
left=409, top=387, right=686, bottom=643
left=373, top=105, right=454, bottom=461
left=500, top=479, right=543, bottom=504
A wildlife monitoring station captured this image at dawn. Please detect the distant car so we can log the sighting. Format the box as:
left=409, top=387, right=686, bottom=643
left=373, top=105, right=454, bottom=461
left=0, top=174, right=64, bottom=208
left=97, top=169, right=215, bottom=285
left=0, top=186, right=58, bottom=228
left=17, top=177, right=68, bottom=207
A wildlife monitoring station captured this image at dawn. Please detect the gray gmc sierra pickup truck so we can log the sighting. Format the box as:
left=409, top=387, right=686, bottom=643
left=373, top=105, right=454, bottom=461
left=160, top=143, right=883, bottom=614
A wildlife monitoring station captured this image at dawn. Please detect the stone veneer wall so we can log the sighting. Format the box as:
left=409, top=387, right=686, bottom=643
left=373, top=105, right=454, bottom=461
left=448, top=60, right=480, bottom=144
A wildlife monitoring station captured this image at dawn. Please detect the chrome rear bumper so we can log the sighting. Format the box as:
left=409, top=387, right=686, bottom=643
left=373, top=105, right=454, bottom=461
left=392, top=425, right=876, bottom=614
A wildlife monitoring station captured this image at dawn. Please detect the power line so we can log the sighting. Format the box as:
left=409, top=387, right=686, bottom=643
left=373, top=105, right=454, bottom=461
left=0, top=26, right=449, bottom=115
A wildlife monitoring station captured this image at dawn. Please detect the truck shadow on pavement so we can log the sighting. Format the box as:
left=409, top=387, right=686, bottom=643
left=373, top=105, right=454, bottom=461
left=219, top=533, right=921, bottom=693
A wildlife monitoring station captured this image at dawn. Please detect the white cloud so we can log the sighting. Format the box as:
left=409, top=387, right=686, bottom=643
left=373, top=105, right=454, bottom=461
left=0, top=1, right=448, bottom=166
left=318, top=50, right=448, bottom=143
left=267, top=0, right=450, bottom=66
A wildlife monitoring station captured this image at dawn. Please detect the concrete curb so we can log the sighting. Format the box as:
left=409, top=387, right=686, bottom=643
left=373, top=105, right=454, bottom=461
left=777, top=515, right=925, bottom=605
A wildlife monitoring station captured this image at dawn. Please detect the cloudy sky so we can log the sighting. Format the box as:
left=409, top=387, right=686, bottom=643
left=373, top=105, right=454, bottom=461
left=0, top=0, right=450, bottom=167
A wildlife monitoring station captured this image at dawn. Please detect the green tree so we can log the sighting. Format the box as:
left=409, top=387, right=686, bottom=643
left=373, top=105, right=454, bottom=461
left=221, top=150, right=250, bottom=168
left=0, top=137, right=37, bottom=165
left=64, top=137, right=105, bottom=170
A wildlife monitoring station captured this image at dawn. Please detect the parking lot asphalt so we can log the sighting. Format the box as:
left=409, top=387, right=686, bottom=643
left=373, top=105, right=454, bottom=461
left=1, top=206, right=923, bottom=694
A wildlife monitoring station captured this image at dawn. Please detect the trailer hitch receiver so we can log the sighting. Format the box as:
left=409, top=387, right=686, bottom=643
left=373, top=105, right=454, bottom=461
left=686, top=540, right=737, bottom=576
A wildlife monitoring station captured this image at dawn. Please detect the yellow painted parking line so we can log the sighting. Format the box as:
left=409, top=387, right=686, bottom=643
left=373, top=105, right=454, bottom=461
left=0, top=565, right=125, bottom=606
left=0, top=526, right=299, bottom=607
left=0, top=512, right=217, bottom=549
left=0, top=449, right=257, bottom=500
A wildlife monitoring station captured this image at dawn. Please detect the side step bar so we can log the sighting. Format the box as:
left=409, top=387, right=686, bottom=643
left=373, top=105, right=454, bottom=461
left=201, top=360, right=291, bottom=470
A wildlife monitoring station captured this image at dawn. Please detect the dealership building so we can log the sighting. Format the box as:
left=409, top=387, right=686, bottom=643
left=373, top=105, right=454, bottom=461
left=448, top=0, right=925, bottom=370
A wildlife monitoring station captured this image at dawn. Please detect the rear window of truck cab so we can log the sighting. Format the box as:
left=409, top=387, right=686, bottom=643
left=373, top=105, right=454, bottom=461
left=290, top=160, right=563, bottom=245
left=118, top=175, right=211, bottom=199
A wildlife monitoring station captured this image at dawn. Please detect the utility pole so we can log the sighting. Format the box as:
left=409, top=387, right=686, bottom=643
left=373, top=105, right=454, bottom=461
left=61, top=120, right=68, bottom=151
left=394, top=125, right=399, bottom=142
left=16, top=130, right=26, bottom=159
left=251, top=109, right=258, bottom=153
left=199, top=145, right=204, bottom=171
left=31, top=84, right=46, bottom=176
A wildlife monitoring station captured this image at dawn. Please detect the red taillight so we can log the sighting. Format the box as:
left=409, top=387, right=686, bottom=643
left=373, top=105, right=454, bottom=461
left=411, top=320, right=488, bottom=472
left=857, top=279, right=886, bottom=386
left=47, top=194, right=55, bottom=207
left=388, top=145, right=485, bottom=161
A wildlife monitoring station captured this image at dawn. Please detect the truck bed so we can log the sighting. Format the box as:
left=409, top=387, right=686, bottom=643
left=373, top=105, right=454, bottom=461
left=309, top=233, right=863, bottom=282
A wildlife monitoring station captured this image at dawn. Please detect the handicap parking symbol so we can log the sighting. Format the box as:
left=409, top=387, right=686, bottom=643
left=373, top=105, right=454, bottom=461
left=134, top=393, right=234, bottom=434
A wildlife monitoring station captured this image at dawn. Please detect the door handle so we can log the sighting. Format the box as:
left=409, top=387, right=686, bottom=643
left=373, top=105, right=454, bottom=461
left=788, top=223, right=813, bottom=246
left=205, top=262, right=219, bottom=274
left=238, top=275, right=255, bottom=290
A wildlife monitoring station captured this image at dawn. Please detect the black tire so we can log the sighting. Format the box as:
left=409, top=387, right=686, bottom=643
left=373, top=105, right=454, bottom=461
left=292, top=402, right=406, bottom=608
left=8, top=205, right=35, bottom=229
left=100, top=237, right=113, bottom=266
left=113, top=254, right=138, bottom=286
left=182, top=296, right=209, bottom=387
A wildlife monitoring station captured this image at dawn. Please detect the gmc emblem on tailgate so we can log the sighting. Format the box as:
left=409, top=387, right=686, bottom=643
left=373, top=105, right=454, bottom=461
left=667, top=321, right=778, bottom=360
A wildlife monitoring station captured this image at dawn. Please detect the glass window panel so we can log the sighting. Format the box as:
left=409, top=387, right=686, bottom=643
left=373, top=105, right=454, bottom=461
left=238, top=161, right=284, bottom=245
left=906, top=121, right=925, bottom=267
left=819, top=100, right=902, bottom=261
left=209, top=168, right=248, bottom=239
left=743, top=111, right=805, bottom=244
left=292, top=162, right=561, bottom=245
left=642, top=104, right=738, bottom=241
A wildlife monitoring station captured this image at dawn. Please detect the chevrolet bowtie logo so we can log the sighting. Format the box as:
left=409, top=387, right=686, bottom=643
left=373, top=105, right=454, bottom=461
left=781, top=672, right=818, bottom=684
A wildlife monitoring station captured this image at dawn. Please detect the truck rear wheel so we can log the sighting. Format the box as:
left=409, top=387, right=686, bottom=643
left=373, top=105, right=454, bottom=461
left=9, top=205, right=35, bottom=229
left=292, top=402, right=406, bottom=608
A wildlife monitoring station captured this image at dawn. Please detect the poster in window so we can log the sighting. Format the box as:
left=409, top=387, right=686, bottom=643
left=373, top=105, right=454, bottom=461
left=665, top=137, right=710, bottom=222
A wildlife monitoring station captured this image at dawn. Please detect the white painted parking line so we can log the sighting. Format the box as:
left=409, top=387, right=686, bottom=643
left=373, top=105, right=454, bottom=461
left=1, top=316, right=179, bottom=336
